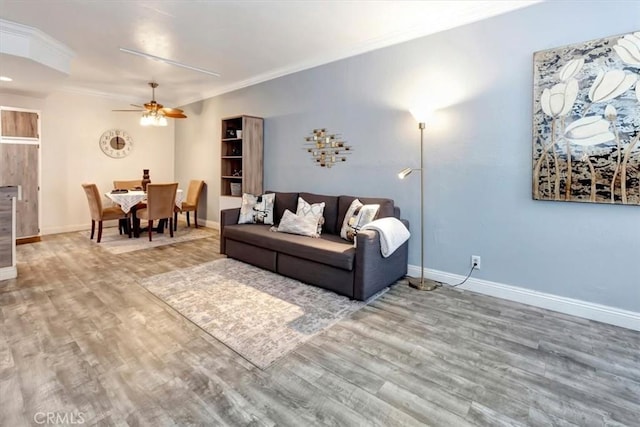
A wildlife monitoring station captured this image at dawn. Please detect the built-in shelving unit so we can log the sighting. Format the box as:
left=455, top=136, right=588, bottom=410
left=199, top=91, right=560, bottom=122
left=220, top=115, right=263, bottom=198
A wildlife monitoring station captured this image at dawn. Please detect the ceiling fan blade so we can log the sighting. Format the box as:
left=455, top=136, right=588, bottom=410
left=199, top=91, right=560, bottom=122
left=130, top=104, right=144, bottom=108
left=161, top=107, right=184, bottom=114
left=163, top=112, right=187, bottom=119
left=112, top=109, right=144, bottom=112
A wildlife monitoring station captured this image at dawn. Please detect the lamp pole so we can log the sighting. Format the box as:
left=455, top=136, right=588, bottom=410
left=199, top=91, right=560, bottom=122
left=408, top=121, right=439, bottom=291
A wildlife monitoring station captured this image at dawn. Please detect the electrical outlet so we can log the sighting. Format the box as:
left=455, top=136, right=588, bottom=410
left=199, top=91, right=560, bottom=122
left=471, top=255, right=481, bottom=270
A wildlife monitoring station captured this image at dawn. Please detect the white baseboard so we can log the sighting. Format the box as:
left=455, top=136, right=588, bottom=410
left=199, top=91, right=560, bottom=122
left=203, top=219, right=220, bottom=230
left=43, top=219, right=220, bottom=236
left=0, top=266, right=17, bottom=281
left=42, top=223, right=90, bottom=235
left=407, top=264, right=640, bottom=332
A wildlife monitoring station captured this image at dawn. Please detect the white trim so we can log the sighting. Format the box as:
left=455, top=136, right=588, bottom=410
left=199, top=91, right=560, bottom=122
left=43, top=220, right=220, bottom=236
left=0, top=266, right=17, bottom=281
left=0, top=106, right=39, bottom=112
left=204, top=219, right=220, bottom=230
left=41, top=223, right=91, bottom=235
left=174, top=1, right=542, bottom=106
left=408, top=264, right=640, bottom=332
left=0, top=137, right=39, bottom=145
left=57, top=86, right=143, bottom=104
left=0, top=18, right=75, bottom=74
left=40, top=3, right=542, bottom=107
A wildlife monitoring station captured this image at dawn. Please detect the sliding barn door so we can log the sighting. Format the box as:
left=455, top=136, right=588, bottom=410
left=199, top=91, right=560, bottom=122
left=0, top=108, right=40, bottom=238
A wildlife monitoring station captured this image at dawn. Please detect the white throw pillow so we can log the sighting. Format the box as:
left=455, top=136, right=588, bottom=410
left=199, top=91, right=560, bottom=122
left=340, top=199, right=380, bottom=242
left=277, top=209, right=321, bottom=237
left=295, top=197, right=325, bottom=235
left=238, top=193, right=275, bottom=225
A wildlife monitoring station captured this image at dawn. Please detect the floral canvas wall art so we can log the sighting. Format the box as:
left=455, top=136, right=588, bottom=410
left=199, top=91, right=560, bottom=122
left=532, top=31, right=640, bottom=204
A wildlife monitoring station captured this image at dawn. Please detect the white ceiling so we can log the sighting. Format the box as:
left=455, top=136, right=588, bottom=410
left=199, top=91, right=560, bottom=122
left=0, top=0, right=539, bottom=108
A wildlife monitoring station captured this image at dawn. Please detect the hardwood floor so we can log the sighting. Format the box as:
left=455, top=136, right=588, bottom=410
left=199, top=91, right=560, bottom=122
left=1, top=227, right=639, bottom=426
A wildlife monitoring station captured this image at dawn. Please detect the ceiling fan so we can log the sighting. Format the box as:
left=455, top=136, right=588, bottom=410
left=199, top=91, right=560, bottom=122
left=113, top=82, right=186, bottom=126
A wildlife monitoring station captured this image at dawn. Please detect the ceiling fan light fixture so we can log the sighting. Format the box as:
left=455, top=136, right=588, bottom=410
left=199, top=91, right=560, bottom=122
left=140, top=112, right=152, bottom=126
left=140, top=111, right=168, bottom=127
left=115, top=81, right=184, bottom=126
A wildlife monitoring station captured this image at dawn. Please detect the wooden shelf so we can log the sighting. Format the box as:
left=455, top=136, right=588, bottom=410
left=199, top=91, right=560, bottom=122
left=220, top=115, right=263, bottom=197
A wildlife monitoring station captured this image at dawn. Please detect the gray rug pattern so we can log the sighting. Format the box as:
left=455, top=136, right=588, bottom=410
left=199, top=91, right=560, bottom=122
left=82, top=226, right=211, bottom=254
left=141, top=258, right=385, bottom=369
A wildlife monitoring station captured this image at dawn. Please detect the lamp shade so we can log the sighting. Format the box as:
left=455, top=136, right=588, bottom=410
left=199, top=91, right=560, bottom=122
left=410, top=107, right=432, bottom=125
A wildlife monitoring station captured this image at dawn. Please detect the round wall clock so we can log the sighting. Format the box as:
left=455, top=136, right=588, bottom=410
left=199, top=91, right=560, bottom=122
left=99, top=129, right=133, bottom=158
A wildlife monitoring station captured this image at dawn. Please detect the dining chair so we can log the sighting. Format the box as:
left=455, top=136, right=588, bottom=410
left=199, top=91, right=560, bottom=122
left=174, top=179, right=205, bottom=231
left=113, top=179, right=142, bottom=190
left=81, top=183, right=131, bottom=243
left=136, top=183, right=178, bottom=241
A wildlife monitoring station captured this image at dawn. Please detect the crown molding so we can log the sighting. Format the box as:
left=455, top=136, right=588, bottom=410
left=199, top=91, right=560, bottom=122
left=57, top=85, right=143, bottom=105
left=7, top=0, right=540, bottom=107
left=175, top=0, right=541, bottom=106
left=0, top=18, right=75, bottom=75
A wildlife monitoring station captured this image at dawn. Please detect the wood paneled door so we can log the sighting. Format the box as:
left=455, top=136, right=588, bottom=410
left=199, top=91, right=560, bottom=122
left=0, top=107, right=40, bottom=238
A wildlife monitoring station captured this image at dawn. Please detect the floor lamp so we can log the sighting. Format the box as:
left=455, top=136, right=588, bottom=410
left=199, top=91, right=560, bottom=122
left=398, top=113, right=441, bottom=291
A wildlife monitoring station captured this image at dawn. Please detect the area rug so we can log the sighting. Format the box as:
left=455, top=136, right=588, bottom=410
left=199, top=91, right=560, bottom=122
left=140, top=258, right=386, bottom=369
left=81, top=226, right=212, bottom=254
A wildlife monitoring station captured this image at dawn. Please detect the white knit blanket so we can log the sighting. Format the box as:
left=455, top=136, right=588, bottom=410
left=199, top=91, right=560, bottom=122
left=361, top=217, right=410, bottom=257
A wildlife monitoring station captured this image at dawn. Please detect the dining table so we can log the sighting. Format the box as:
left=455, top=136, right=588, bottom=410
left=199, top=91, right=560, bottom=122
left=105, top=189, right=184, bottom=237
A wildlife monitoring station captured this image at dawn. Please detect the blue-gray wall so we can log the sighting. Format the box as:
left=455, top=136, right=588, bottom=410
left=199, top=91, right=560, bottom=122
left=176, top=1, right=640, bottom=313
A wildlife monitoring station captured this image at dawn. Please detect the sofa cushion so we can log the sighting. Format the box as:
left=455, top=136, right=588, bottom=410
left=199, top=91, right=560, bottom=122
left=338, top=196, right=394, bottom=230
left=277, top=209, right=322, bottom=237
left=268, top=191, right=298, bottom=224
left=224, top=224, right=355, bottom=270
left=296, top=197, right=325, bottom=235
left=238, top=192, right=275, bottom=225
left=299, top=192, right=339, bottom=235
left=339, top=199, right=380, bottom=242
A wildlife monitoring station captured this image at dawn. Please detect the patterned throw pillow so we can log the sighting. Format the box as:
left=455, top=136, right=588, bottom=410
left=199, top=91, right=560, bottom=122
left=238, top=193, right=275, bottom=225
left=296, top=197, right=325, bottom=235
left=277, top=209, right=322, bottom=237
left=340, top=199, right=380, bottom=242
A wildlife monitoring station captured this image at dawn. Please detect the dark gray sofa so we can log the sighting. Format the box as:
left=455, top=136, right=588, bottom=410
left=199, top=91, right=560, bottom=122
left=220, top=191, right=409, bottom=300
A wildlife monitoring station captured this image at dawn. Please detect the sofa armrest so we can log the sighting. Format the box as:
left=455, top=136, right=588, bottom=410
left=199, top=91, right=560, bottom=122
left=221, top=208, right=240, bottom=226
left=220, top=208, right=241, bottom=254
left=353, top=219, right=409, bottom=300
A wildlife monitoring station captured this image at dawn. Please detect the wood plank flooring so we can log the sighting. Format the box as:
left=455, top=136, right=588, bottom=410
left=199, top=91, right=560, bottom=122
left=1, top=227, right=639, bottom=426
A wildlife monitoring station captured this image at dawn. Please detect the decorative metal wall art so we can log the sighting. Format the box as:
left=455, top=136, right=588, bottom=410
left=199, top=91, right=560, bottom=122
left=304, top=128, right=351, bottom=168
left=532, top=31, right=640, bottom=205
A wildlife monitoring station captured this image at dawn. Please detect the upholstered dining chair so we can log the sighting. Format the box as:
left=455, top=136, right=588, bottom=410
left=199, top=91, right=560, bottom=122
left=136, top=183, right=178, bottom=241
left=81, top=183, right=131, bottom=243
left=173, top=179, right=205, bottom=231
left=113, top=179, right=142, bottom=190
